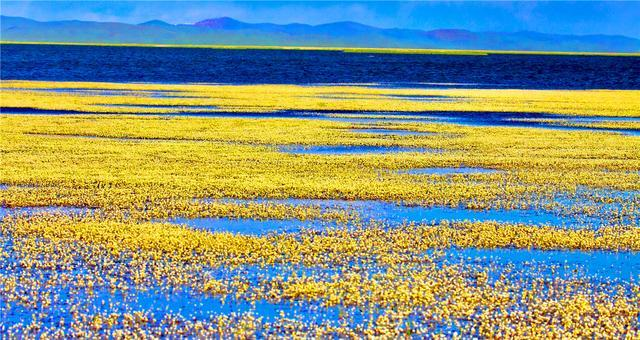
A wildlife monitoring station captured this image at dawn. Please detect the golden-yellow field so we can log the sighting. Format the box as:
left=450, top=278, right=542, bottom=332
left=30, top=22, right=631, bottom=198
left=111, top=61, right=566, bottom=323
left=2, top=80, right=639, bottom=116
left=1, top=81, right=639, bottom=337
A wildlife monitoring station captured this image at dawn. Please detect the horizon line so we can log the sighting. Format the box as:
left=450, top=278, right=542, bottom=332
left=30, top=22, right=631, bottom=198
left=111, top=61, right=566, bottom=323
left=3, top=41, right=639, bottom=57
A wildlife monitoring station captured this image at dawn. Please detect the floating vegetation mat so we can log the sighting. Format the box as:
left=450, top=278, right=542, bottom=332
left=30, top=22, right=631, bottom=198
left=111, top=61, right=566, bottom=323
left=2, top=80, right=640, bottom=116
left=1, top=81, right=640, bottom=337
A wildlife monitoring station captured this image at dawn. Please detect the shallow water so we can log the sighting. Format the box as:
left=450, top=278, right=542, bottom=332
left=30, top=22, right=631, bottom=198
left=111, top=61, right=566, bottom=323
left=0, top=206, right=89, bottom=219
left=445, top=248, right=640, bottom=282
left=349, top=128, right=434, bottom=136
left=400, top=167, right=502, bottom=175
left=100, top=104, right=219, bottom=110
left=10, top=87, right=185, bottom=98
left=3, top=109, right=638, bottom=136
left=0, top=108, right=88, bottom=115
left=0, top=236, right=367, bottom=330
left=0, top=277, right=347, bottom=330
left=2, top=43, right=640, bottom=336
left=166, top=216, right=334, bottom=235
left=318, top=111, right=640, bottom=135
left=1, top=231, right=637, bottom=335
left=277, top=145, right=432, bottom=155
left=215, top=198, right=594, bottom=228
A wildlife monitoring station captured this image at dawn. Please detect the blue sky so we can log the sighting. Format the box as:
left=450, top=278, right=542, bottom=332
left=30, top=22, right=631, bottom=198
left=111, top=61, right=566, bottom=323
left=2, top=1, right=639, bottom=38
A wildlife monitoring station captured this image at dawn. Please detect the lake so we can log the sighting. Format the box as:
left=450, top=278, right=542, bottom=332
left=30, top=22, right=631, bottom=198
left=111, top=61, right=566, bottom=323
left=2, top=43, right=639, bottom=89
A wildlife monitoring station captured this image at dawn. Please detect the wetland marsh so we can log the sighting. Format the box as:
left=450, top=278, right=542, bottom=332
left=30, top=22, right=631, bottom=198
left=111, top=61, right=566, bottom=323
left=1, top=43, right=639, bottom=337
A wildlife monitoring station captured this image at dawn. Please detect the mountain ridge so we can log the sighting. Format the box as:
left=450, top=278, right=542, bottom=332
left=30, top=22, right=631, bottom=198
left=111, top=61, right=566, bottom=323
left=2, top=15, right=639, bottom=52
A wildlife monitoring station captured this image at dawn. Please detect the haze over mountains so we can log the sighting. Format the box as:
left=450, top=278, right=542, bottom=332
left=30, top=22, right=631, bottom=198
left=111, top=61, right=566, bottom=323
left=2, top=15, right=639, bottom=52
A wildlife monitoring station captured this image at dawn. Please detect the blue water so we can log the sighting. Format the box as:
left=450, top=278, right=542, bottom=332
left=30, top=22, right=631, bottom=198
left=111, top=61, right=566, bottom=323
left=349, top=128, right=434, bottom=136
left=0, top=280, right=347, bottom=331
left=166, top=217, right=334, bottom=235
left=328, top=201, right=568, bottom=226
left=400, top=167, right=502, bottom=175
left=214, top=198, right=592, bottom=227
left=2, top=44, right=639, bottom=89
left=100, top=104, right=219, bottom=109
left=316, top=111, right=640, bottom=136
left=178, top=190, right=633, bottom=234
left=9, top=87, right=188, bottom=98
left=278, top=145, right=432, bottom=155
left=2, top=229, right=637, bottom=335
left=387, top=94, right=454, bottom=101
left=2, top=42, right=640, bottom=334
left=445, top=248, right=640, bottom=282
left=0, top=206, right=89, bottom=219
left=554, top=189, right=640, bottom=227
left=3, top=107, right=638, bottom=136
left=0, top=236, right=367, bottom=331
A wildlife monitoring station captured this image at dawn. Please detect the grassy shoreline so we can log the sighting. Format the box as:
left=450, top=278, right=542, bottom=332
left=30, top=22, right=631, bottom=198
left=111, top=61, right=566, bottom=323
left=2, top=40, right=639, bottom=57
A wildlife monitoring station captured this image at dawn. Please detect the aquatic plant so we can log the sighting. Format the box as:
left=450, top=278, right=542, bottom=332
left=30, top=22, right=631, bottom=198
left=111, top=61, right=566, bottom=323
left=1, top=81, right=639, bottom=337
left=2, top=80, right=639, bottom=116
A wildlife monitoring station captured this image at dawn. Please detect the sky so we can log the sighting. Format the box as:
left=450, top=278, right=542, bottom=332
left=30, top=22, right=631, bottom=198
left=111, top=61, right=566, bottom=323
left=1, top=1, right=639, bottom=38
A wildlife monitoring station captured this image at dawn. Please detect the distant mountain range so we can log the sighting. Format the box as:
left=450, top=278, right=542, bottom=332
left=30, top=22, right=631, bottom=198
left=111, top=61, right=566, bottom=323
left=2, top=15, right=639, bottom=52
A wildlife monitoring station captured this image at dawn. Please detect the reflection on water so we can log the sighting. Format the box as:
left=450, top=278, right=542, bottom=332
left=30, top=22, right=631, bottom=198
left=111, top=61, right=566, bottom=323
left=443, top=247, right=640, bottom=282
left=212, top=198, right=592, bottom=228
left=349, top=128, right=434, bottom=136
left=0, top=206, right=89, bottom=219
left=166, top=216, right=335, bottom=235
left=278, top=145, right=432, bottom=155
left=400, top=167, right=502, bottom=175
left=3, top=108, right=639, bottom=136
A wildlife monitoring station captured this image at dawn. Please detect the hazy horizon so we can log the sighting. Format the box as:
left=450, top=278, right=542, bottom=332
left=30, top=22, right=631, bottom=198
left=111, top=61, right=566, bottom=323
left=2, top=1, right=639, bottom=38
